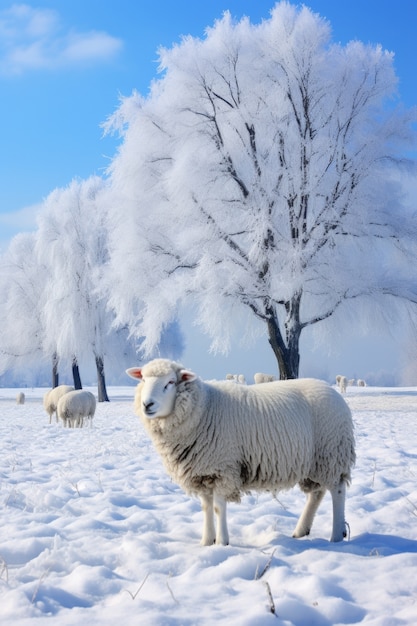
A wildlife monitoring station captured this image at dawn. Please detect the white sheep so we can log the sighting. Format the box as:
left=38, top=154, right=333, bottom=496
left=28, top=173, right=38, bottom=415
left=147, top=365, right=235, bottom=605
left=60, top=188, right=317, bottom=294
left=357, top=379, right=366, bottom=387
left=57, top=390, right=96, bottom=428
left=43, top=384, right=74, bottom=423
left=225, top=374, right=246, bottom=384
left=254, top=372, right=276, bottom=384
left=336, top=375, right=348, bottom=394
left=16, top=391, right=25, bottom=404
left=127, top=358, right=355, bottom=546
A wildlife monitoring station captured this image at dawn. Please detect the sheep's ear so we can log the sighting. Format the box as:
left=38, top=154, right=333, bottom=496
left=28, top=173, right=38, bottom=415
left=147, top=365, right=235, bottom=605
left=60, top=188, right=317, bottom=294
left=179, top=369, right=197, bottom=383
left=126, top=367, right=143, bottom=380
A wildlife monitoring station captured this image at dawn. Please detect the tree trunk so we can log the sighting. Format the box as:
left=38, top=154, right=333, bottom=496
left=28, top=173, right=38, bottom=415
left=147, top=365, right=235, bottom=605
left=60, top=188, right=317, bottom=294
left=95, top=354, right=109, bottom=402
left=72, top=356, right=83, bottom=389
left=265, top=301, right=301, bottom=380
left=52, top=352, right=59, bottom=388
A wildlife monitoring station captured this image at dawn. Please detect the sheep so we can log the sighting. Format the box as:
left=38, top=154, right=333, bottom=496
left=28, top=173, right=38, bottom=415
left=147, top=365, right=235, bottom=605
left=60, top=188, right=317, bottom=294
left=254, top=372, right=276, bottom=384
left=16, top=391, right=25, bottom=405
left=126, top=358, right=355, bottom=547
left=57, top=390, right=96, bottom=428
left=225, top=374, right=246, bottom=384
left=43, top=384, right=74, bottom=423
left=357, top=379, right=366, bottom=387
left=336, top=375, right=348, bottom=394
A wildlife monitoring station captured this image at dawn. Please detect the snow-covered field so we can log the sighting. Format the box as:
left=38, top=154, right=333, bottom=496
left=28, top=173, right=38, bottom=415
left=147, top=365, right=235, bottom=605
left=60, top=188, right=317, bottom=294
left=0, top=384, right=416, bottom=625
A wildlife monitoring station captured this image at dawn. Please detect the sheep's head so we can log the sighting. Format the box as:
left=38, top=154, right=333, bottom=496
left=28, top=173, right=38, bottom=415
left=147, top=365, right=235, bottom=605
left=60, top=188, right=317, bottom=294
left=126, top=358, right=197, bottom=419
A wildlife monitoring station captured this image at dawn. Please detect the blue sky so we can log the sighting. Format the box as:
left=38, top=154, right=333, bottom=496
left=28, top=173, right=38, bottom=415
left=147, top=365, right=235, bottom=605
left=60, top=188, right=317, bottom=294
left=0, top=0, right=416, bottom=381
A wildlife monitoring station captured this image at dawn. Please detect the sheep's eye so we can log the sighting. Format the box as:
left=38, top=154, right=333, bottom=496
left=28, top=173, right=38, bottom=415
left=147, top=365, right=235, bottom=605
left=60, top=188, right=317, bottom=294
left=164, top=380, right=175, bottom=390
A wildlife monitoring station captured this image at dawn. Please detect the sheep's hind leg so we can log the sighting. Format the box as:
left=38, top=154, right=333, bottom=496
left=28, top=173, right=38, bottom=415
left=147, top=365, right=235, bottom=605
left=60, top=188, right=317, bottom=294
left=329, top=479, right=347, bottom=542
left=200, top=492, right=216, bottom=545
left=292, top=486, right=325, bottom=538
left=214, top=492, right=229, bottom=546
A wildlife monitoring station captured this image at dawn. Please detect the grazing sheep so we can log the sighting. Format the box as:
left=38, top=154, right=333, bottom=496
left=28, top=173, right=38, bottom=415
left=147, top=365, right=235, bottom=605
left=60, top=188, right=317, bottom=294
left=43, top=385, right=74, bottom=423
left=254, top=372, right=276, bottom=384
left=357, top=379, right=366, bottom=387
left=57, top=390, right=96, bottom=428
left=16, top=391, right=25, bottom=405
left=127, top=358, right=355, bottom=546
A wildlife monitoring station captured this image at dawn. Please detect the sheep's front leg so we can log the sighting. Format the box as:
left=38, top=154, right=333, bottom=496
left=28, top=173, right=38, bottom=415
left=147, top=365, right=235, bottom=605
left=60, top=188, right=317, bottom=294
left=200, top=492, right=216, bottom=545
left=293, top=487, right=325, bottom=538
left=199, top=492, right=229, bottom=545
left=214, top=492, right=229, bottom=546
left=330, top=479, right=347, bottom=542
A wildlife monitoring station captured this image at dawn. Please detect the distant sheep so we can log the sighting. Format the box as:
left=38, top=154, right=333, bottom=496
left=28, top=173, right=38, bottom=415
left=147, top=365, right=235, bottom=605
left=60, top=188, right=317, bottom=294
left=336, top=375, right=348, bottom=394
left=357, top=379, right=367, bottom=387
left=127, top=358, right=355, bottom=546
left=225, top=374, right=246, bottom=384
left=57, top=390, right=96, bottom=428
left=16, top=391, right=25, bottom=405
left=254, top=372, right=276, bottom=384
left=43, top=385, right=74, bottom=423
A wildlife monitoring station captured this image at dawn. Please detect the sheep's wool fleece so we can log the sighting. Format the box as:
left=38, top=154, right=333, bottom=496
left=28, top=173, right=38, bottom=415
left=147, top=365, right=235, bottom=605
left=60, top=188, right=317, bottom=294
left=57, top=390, right=96, bottom=421
left=134, top=361, right=355, bottom=502
left=43, top=385, right=74, bottom=413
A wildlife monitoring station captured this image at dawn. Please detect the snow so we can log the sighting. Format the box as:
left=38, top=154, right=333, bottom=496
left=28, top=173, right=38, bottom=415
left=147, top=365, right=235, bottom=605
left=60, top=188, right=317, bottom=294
left=0, top=384, right=416, bottom=625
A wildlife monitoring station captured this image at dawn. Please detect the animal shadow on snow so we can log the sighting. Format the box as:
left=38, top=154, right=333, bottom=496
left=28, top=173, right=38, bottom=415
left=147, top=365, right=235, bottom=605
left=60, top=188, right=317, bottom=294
left=275, top=532, right=417, bottom=558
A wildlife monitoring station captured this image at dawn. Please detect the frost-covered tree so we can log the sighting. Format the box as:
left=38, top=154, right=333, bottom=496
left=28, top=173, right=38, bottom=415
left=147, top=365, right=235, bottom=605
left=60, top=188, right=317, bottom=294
left=36, top=176, right=114, bottom=400
left=0, top=233, right=47, bottom=379
left=104, top=2, right=417, bottom=378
